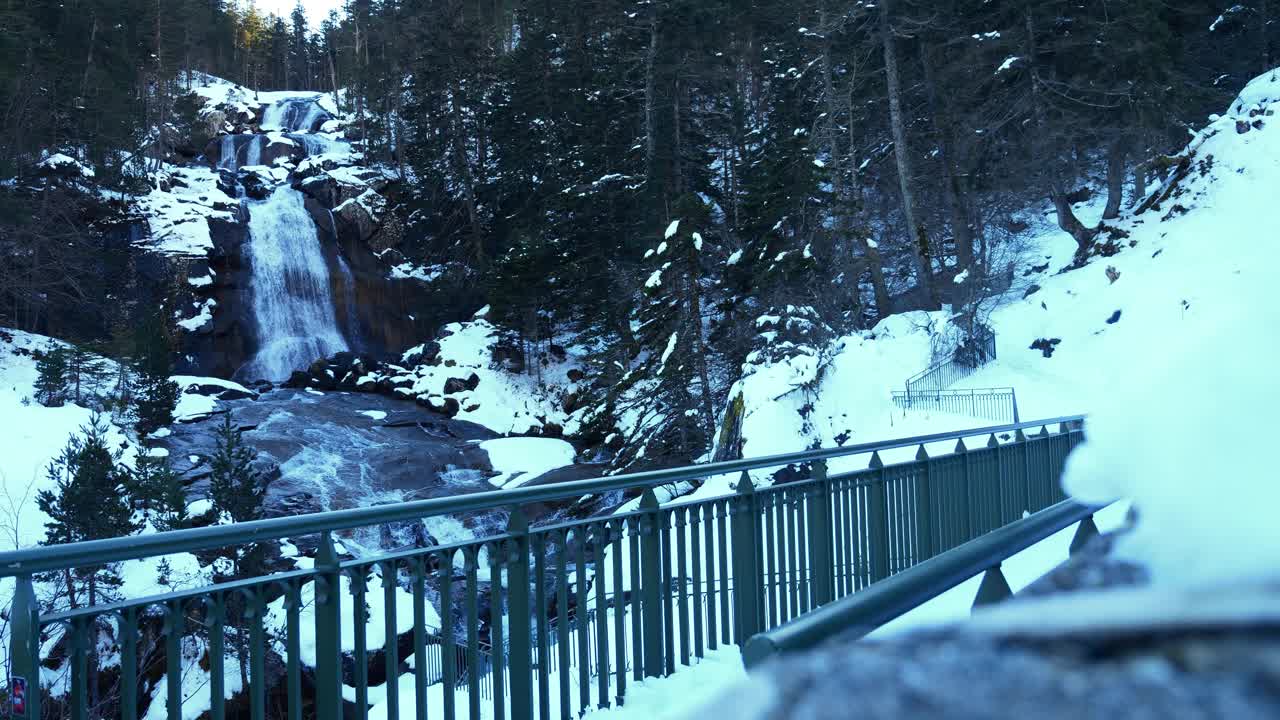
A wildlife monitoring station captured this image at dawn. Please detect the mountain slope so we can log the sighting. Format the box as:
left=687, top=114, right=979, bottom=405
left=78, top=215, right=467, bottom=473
left=715, top=68, right=1280, bottom=489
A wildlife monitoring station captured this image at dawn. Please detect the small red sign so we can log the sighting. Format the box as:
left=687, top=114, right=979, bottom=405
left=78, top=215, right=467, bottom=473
left=11, top=675, right=27, bottom=717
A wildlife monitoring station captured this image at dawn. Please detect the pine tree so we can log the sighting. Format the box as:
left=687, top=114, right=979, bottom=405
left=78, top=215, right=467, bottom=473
left=131, top=454, right=189, bottom=532
left=209, top=414, right=266, bottom=525
left=64, top=343, right=110, bottom=406
left=131, top=311, right=180, bottom=437
left=33, top=342, right=69, bottom=407
left=610, top=198, right=718, bottom=466
left=37, top=415, right=140, bottom=605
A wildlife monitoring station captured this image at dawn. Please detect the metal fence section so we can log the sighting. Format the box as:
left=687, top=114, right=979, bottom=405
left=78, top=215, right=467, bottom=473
left=743, top=498, right=1105, bottom=667
left=891, top=388, right=1020, bottom=423
left=905, top=326, right=998, bottom=394
left=2, top=416, right=1084, bottom=720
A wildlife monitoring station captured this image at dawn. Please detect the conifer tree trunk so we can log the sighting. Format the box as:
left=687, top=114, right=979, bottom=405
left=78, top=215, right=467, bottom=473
left=1103, top=138, right=1128, bottom=220
left=643, top=5, right=659, bottom=185
left=685, top=251, right=715, bottom=439
left=920, top=44, right=974, bottom=274
left=1025, top=10, right=1096, bottom=255
left=880, top=0, right=936, bottom=305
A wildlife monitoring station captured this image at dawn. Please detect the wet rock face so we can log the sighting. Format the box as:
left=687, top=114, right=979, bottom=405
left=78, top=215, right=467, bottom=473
left=174, top=218, right=255, bottom=378
left=746, top=626, right=1280, bottom=720
left=158, top=388, right=507, bottom=551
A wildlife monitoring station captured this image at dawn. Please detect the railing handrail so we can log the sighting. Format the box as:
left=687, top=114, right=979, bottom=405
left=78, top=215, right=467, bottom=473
left=891, top=387, right=1015, bottom=396
left=741, top=498, right=1103, bottom=667
left=905, top=327, right=997, bottom=391
left=0, top=414, right=1083, bottom=577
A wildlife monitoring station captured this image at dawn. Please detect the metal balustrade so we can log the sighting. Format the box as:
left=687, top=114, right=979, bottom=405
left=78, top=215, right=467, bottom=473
left=743, top=499, right=1107, bottom=667
left=2, top=416, right=1084, bottom=720
left=905, top=327, right=998, bottom=394
left=891, top=387, right=1020, bottom=423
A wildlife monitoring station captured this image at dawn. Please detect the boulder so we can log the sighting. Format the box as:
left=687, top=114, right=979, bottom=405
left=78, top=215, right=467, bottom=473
left=403, top=341, right=441, bottom=367
left=333, top=190, right=387, bottom=246
left=262, top=136, right=301, bottom=166
left=239, top=170, right=273, bottom=200
left=443, top=397, right=461, bottom=417
left=298, top=174, right=340, bottom=207
left=443, top=377, right=469, bottom=395
left=201, top=110, right=227, bottom=140
left=215, top=170, right=238, bottom=198
left=492, top=343, right=525, bottom=373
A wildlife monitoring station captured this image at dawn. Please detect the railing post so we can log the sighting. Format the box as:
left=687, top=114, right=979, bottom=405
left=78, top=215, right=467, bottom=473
left=956, top=438, right=975, bottom=540
left=988, top=433, right=1008, bottom=526
left=913, top=445, right=935, bottom=562
left=730, top=472, right=761, bottom=643
left=805, top=461, right=834, bottom=607
left=8, top=574, right=40, bottom=720
left=972, top=564, right=1012, bottom=609
left=314, top=531, right=343, bottom=720
left=1069, top=514, right=1099, bottom=556
left=507, top=508, right=533, bottom=720
left=868, top=452, right=890, bottom=583
left=1016, top=428, right=1032, bottom=511
left=638, top=489, right=665, bottom=678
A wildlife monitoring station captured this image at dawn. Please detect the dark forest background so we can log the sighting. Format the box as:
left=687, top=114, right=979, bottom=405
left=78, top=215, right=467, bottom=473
left=2, top=0, right=1276, bottom=462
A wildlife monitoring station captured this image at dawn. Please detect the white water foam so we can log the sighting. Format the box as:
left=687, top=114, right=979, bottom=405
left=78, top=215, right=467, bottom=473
left=239, top=186, right=350, bottom=380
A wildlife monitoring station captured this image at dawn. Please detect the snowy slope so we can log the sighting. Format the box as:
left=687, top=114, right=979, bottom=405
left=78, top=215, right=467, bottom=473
left=365, top=313, right=580, bottom=436
left=720, top=68, right=1280, bottom=492
left=0, top=330, right=137, bottom=549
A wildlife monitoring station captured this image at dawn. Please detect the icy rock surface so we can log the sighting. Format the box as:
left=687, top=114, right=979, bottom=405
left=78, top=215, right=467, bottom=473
left=744, top=621, right=1280, bottom=720
left=733, top=531, right=1279, bottom=720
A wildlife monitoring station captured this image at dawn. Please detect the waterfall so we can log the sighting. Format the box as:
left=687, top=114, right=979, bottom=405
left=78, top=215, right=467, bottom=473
left=261, top=96, right=332, bottom=133
left=292, top=133, right=346, bottom=158
left=222, top=95, right=364, bottom=381
left=218, top=136, right=237, bottom=171
left=240, top=186, right=350, bottom=381
left=218, top=134, right=267, bottom=172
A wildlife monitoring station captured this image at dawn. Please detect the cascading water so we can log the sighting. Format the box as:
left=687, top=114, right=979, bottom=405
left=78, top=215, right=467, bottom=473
left=234, top=95, right=356, bottom=381
left=241, top=186, right=350, bottom=380
left=261, top=96, right=332, bottom=133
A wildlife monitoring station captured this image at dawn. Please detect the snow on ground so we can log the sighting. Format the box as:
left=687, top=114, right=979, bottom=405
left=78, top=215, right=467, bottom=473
left=480, top=437, right=577, bottom=488
left=580, top=648, right=748, bottom=720
left=723, top=68, right=1280, bottom=490
left=135, top=164, right=238, bottom=257
left=377, top=317, right=579, bottom=436
left=1055, top=71, right=1280, bottom=590
left=0, top=330, right=136, bottom=550
left=189, top=72, right=343, bottom=118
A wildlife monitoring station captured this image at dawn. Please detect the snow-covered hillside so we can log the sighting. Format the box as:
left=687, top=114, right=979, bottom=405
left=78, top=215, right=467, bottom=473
left=719, top=68, right=1280, bottom=490
left=0, top=331, right=137, bottom=549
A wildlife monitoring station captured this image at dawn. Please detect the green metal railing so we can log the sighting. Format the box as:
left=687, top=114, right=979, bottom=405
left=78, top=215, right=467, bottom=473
left=904, top=327, right=998, bottom=394
left=2, top=415, right=1084, bottom=720
left=891, top=387, right=1020, bottom=423
left=742, top=498, right=1105, bottom=667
